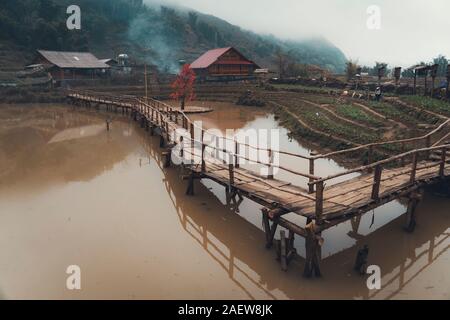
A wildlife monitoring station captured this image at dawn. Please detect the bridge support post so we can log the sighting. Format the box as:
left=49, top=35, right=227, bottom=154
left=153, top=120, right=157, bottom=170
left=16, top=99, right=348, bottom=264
left=261, top=209, right=278, bottom=249
left=303, top=222, right=322, bottom=278
left=275, top=229, right=296, bottom=272
left=404, top=191, right=423, bottom=233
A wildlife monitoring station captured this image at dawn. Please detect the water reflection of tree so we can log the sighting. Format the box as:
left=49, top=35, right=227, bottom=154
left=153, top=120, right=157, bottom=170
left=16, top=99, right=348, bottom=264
left=136, top=127, right=449, bottom=300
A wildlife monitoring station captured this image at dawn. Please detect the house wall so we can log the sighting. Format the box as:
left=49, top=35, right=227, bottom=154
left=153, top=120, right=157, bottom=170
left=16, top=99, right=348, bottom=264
left=208, top=64, right=252, bottom=76
left=49, top=68, right=109, bottom=81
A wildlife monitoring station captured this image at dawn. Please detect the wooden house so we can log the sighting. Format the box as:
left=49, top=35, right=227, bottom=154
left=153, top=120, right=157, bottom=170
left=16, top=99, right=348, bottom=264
left=190, top=47, right=260, bottom=81
left=34, top=50, right=110, bottom=83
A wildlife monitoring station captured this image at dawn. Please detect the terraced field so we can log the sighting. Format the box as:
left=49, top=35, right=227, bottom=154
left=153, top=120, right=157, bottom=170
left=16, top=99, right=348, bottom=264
left=400, top=95, right=450, bottom=118
left=333, top=104, right=386, bottom=128
left=258, top=88, right=450, bottom=163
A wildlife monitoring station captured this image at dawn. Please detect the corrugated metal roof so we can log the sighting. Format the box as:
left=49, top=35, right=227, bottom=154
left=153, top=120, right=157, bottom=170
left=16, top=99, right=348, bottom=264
left=38, top=50, right=110, bottom=69
left=190, top=47, right=232, bottom=69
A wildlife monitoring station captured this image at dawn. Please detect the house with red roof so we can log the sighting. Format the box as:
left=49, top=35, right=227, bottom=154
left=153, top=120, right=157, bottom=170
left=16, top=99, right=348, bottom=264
left=190, top=47, right=260, bottom=81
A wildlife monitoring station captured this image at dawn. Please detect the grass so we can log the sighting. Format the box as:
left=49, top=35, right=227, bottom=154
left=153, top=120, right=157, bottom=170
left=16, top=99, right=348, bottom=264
left=335, top=104, right=385, bottom=127
left=284, top=102, right=381, bottom=145
left=302, top=94, right=337, bottom=105
left=272, top=84, right=332, bottom=94
left=400, top=95, right=450, bottom=116
left=365, top=101, right=420, bottom=125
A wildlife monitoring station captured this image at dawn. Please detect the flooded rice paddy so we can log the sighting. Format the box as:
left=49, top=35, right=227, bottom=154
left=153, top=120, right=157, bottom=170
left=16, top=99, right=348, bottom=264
left=0, top=102, right=448, bottom=299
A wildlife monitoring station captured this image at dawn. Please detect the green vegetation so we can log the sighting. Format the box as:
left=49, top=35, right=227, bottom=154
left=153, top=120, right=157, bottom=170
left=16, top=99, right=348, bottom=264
left=274, top=107, right=354, bottom=152
left=365, top=101, right=420, bottom=125
left=400, top=96, right=450, bottom=117
left=283, top=101, right=381, bottom=145
left=335, top=104, right=385, bottom=127
left=302, top=94, right=337, bottom=105
left=0, top=0, right=347, bottom=73
left=402, top=55, right=448, bottom=77
left=271, top=84, right=334, bottom=95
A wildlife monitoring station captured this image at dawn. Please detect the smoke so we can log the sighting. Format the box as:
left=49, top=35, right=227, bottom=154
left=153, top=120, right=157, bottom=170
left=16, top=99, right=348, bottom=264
left=128, top=3, right=183, bottom=73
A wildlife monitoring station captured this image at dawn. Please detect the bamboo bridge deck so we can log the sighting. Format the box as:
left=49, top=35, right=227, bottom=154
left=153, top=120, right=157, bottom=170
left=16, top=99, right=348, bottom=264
left=67, top=90, right=450, bottom=277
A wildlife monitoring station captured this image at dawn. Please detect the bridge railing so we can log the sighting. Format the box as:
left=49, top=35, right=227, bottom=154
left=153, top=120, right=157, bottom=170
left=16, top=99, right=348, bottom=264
left=135, top=98, right=318, bottom=203
left=308, top=143, right=450, bottom=224
left=68, top=90, right=450, bottom=217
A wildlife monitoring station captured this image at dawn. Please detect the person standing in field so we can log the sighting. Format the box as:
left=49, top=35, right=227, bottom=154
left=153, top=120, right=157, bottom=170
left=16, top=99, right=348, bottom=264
left=375, top=86, right=382, bottom=101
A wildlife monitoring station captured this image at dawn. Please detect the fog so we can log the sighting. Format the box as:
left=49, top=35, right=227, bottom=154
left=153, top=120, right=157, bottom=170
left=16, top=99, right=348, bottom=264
left=147, top=0, right=450, bottom=68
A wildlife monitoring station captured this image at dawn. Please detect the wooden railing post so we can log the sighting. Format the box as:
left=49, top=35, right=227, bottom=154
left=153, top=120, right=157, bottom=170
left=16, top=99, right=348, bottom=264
left=410, top=152, right=418, bottom=184
left=179, top=136, right=184, bottom=160
left=222, top=137, right=227, bottom=164
left=201, top=130, right=206, bottom=173
left=165, top=122, right=169, bottom=142
left=215, top=136, right=220, bottom=161
left=267, top=149, right=274, bottom=179
left=371, top=164, right=383, bottom=200
left=440, top=147, right=446, bottom=177
left=315, top=181, right=324, bottom=224
left=234, top=140, right=240, bottom=168
left=309, top=158, right=315, bottom=194
left=228, top=163, right=235, bottom=189
left=190, top=123, right=195, bottom=159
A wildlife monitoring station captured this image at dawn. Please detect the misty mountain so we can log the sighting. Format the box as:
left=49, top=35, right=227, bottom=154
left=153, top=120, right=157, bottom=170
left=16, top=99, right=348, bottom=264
left=0, top=0, right=347, bottom=73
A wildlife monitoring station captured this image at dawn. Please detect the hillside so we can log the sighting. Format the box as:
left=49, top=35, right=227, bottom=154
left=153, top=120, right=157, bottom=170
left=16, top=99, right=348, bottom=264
left=0, top=0, right=347, bottom=73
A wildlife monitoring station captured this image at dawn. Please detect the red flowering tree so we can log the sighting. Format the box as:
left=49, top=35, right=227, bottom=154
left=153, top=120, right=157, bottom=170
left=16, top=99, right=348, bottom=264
left=170, top=64, right=196, bottom=110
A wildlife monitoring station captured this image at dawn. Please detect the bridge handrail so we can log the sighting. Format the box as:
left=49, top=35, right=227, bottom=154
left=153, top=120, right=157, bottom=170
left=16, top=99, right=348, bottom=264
left=311, top=119, right=450, bottom=160
left=309, top=143, right=450, bottom=186
left=68, top=90, right=450, bottom=197
left=68, top=89, right=449, bottom=160
left=137, top=98, right=320, bottom=181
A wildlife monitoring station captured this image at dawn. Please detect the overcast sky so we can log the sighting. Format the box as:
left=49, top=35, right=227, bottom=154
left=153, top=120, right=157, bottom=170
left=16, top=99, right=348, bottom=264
left=149, top=0, right=450, bottom=67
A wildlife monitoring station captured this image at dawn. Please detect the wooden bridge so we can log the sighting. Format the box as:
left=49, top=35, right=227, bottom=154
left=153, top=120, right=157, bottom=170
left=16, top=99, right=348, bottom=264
left=67, top=90, right=450, bottom=277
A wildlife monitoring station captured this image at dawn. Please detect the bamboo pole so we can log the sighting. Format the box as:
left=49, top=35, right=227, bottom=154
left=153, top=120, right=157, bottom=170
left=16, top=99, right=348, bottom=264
left=315, top=181, right=324, bottom=224
left=309, top=158, right=315, bottom=194
left=410, top=153, right=418, bottom=184
left=371, top=165, right=383, bottom=200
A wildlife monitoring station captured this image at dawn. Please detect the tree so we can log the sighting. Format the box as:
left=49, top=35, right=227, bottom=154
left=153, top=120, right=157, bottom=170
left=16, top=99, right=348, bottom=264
left=170, top=64, right=196, bottom=111
left=371, top=62, right=390, bottom=77
left=275, top=49, right=288, bottom=79
left=346, top=59, right=359, bottom=81
left=432, top=55, right=448, bottom=77
left=188, top=11, right=198, bottom=30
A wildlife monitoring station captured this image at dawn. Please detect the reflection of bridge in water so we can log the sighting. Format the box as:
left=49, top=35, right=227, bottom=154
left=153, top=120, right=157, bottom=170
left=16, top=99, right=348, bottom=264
left=68, top=90, right=450, bottom=281
left=137, top=129, right=449, bottom=299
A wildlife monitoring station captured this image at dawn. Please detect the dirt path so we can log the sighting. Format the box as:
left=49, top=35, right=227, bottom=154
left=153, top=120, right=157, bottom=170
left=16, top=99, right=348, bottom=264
left=352, top=102, right=407, bottom=129
left=268, top=101, right=360, bottom=147
left=299, top=98, right=381, bottom=131
left=389, top=97, right=448, bottom=121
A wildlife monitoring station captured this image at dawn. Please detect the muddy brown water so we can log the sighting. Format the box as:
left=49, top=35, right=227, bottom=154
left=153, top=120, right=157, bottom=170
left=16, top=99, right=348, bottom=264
left=0, top=102, right=448, bottom=300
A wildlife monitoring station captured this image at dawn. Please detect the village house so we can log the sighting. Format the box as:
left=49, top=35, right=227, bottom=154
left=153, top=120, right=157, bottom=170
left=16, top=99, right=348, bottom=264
left=190, top=47, right=260, bottom=81
left=31, top=50, right=110, bottom=84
